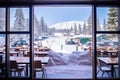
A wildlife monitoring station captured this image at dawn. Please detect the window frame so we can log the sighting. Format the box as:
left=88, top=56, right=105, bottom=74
left=0, top=0, right=120, bottom=80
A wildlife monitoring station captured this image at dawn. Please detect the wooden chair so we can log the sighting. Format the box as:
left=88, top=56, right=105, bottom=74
left=34, top=60, right=47, bottom=78
left=102, top=51, right=110, bottom=57
left=23, top=51, right=29, bottom=57
left=111, top=51, right=118, bottom=57
left=37, top=54, right=45, bottom=57
left=97, top=59, right=114, bottom=77
left=10, top=60, right=25, bottom=76
left=97, top=51, right=101, bottom=57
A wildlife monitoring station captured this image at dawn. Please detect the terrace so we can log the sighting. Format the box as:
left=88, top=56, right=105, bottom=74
left=0, top=0, right=120, bottom=80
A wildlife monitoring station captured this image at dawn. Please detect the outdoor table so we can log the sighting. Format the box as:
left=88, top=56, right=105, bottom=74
left=97, top=57, right=118, bottom=77
left=10, top=56, right=49, bottom=76
left=34, top=51, right=49, bottom=56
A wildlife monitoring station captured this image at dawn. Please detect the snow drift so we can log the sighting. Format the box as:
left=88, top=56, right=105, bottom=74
left=46, top=50, right=92, bottom=66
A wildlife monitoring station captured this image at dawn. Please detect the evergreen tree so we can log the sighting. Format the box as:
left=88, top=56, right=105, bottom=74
left=103, top=18, right=107, bottom=31
left=74, top=24, right=77, bottom=35
left=0, top=8, right=5, bottom=31
left=45, top=23, right=48, bottom=33
left=107, top=7, right=118, bottom=30
left=87, top=14, right=92, bottom=35
left=39, top=16, right=45, bottom=35
left=97, top=18, right=101, bottom=31
left=70, top=26, right=73, bottom=32
left=13, top=8, right=25, bottom=31
left=25, top=18, right=29, bottom=31
left=34, top=15, right=40, bottom=38
left=83, top=22, right=87, bottom=35
left=78, top=24, right=82, bottom=34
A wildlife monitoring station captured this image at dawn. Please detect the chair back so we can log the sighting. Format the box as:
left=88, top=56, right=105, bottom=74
left=97, top=51, right=101, bottom=57
left=10, top=60, right=18, bottom=69
left=34, top=60, right=42, bottom=68
left=111, top=51, right=118, bottom=57
left=38, top=54, right=44, bottom=57
left=23, top=51, right=29, bottom=57
left=0, top=55, right=2, bottom=63
left=102, top=51, right=110, bottom=57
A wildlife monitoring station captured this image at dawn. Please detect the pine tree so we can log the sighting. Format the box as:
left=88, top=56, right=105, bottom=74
left=39, top=16, right=45, bottom=35
left=13, top=8, right=25, bottom=31
left=87, top=14, right=92, bottom=35
left=107, top=8, right=118, bottom=30
left=34, top=15, right=40, bottom=38
left=83, top=22, right=87, bottom=35
left=74, top=24, right=77, bottom=35
left=78, top=24, right=82, bottom=34
left=103, top=18, right=107, bottom=31
left=0, top=8, right=5, bottom=31
left=97, top=18, right=101, bottom=31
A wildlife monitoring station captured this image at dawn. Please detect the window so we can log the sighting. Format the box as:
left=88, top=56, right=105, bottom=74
left=34, top=6, right=93, bottom=79
left=0, top=0, right=120, bottom=80
left=8, top=7, right=30, bottom=78
left=96, top=6, right=120, bottom=79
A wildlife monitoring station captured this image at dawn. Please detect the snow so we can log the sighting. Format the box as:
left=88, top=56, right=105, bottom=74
left=0, top=37, right=5, bottom=45
left=41, top=36, right=92, bottom=78
left=49, top=21, right=84, bottom=29
left=46, top=50, right=92, bottom=66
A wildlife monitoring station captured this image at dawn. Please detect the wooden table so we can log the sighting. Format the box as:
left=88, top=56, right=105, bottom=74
left=10, top=56, right=49, bottom=76
left=34, top=51, right=49, bottom=56
left=97, top=57, right=118, bottom=77
left=10, top=51, right=20, bottom=56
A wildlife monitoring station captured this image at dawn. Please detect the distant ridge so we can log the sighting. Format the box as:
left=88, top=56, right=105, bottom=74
left=49, top=21, right=85, bottom=29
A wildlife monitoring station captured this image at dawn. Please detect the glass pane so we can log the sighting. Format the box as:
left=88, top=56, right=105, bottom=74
left=0, top=8, right=5, bottom=31
left=34, top=6, right=92, bottom=79
left=0, top=34, right=6, bottom=77
left=97, top=7, right=119, bottom=31
left=96, top=34, right=118, bottom=78
left=10, top=8, right=29, bottom=31
left=9, top=34, right=30, bottom=77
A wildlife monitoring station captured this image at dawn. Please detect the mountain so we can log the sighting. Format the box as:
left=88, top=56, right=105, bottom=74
left=49, top=21, right=85, bottom=29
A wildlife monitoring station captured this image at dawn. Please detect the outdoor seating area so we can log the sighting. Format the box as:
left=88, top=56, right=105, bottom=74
left=97, top=47, right=118, bottom=78
left=0, top=0, right=120, bottom=79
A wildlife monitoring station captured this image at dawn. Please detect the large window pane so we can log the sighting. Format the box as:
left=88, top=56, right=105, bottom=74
left=0, top=34, right=6, bottom=77
left=34, top=6, right=92, bottom=79
left=97, top=7, right=119, bottom=31
left=96, top=34, right=119, bottom=78
left=10, top=8, right=29, bottom=31
left=0, top=8, right=5, bottom=31
left=9, top=34, right=30, bottom=77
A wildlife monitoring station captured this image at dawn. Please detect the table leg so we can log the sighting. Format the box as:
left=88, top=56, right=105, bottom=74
left=111, top=65, right=114, bottom=77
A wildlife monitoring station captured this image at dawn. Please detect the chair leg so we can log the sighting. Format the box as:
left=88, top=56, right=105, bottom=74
left=97, top=70, right=100, bottom=74
left=34, top=72, right=36, bottom=77
left=44, top=69, right=47, bottom=78
left=101, top=72, right=104, bottom=77
left=42, top=71, right=45, bottom=78
left=107, top=72, right=110, bottom=77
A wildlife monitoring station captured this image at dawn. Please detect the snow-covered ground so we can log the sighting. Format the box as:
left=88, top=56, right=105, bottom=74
left=41, top=36, right=86, bottom=54
left=38, top=36, right=92, bottom=78
left=1, top=36, right=93, bottom=78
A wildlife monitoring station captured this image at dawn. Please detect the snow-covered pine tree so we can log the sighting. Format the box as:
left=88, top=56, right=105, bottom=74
left=13, top=8, right=26, bottom=31
left=107, top=7, right=118, bottom=31
left=0, top=8, right=5, bottom=31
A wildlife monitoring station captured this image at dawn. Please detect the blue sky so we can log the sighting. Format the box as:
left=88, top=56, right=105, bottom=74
left=34, top=7, right=109, bottom=26
left=34, top=7, right=92, bottom=26
left=97, top=7, right=109, bottom=25
left=10, top=7, right=109, bottom=27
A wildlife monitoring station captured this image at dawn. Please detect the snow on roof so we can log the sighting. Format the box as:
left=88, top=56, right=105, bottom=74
left=71, top=34, right=92, bottom=38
